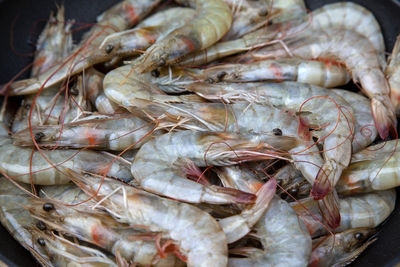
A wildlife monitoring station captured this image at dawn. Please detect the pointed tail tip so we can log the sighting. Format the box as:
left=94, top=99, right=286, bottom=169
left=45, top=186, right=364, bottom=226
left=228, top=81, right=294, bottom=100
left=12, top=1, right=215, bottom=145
left=371, top=97, right=397, bottom=139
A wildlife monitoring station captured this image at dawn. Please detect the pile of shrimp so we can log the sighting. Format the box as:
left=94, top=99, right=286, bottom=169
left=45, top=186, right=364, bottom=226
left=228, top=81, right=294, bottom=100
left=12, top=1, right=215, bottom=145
left=1, top=0, right=400, bottom=266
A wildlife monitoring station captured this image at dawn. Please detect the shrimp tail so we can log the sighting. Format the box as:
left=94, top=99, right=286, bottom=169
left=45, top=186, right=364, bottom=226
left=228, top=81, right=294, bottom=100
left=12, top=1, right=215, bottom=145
left=371, top=96, right=397, bottom=139
left=311, top=162, right=334, bottom=200
left=219, top=178, right=276, bottom=243
left=318, top=191, right=341, bottom=229
left=208, top=185, right=256, bottom=204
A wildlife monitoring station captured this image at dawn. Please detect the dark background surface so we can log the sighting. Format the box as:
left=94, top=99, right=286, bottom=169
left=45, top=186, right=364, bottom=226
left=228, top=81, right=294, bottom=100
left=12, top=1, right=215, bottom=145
left=0, top=0, right=399, bottom=266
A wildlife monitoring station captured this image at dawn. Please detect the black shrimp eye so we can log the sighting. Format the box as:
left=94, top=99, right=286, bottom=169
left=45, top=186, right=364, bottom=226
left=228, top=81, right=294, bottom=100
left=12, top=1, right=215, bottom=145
left=354, top=232, right=364, bottom=241
left=36, top=221, right=46, bottom=231
left=105, top=44, right=114, bottom=54
left=43, top=203, right=54, bottom=212
left=37, top=238, right=46, bottom=246
left=34, top=132, right=45, bottom=142
left=273, top=128, right=282, bottom=136
left=151, top=69, right=160, bottom=77
left=288, top=188, right=298, bottom=196
left=216, top=71, right=227, bottom=81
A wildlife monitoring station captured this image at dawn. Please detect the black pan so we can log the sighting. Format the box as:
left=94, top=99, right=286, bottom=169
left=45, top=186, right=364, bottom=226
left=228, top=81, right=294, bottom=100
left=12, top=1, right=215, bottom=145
left=0, top=0, right=399, bottom=266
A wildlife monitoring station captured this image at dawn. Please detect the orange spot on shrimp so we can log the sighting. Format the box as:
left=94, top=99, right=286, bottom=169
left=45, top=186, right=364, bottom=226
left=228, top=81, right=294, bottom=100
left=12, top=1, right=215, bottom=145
left=124, top=4, right=137, bottom=24
left=270, top=63, right=283, bottom=81
left=181, top=37, right=197, bottom=53
left=91, top=225, right=105, bottom=246
left=84, top=128, right=98, bottom=146
left=33, top=56, right=46, bottom=67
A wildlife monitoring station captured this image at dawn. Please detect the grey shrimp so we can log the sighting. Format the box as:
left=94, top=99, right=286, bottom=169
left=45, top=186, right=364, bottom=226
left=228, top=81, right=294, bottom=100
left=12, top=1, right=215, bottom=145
left=67, top=169, right=229, bottom=267
left=229, top=197, right=312, bottom=267
left=132, top=130, right=298, bottom=204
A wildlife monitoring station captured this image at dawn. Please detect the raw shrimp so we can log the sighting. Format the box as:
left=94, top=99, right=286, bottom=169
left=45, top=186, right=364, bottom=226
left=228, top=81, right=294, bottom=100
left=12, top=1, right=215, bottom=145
left=199, top=58, right=350, bottom=87
left=309, top=228, right=376, bottom=267
left=386, top=35, right=400, bottom=116
left=28, top=197, right=182, bottom=266
left=96, top=7, right=195, bottom=63
left=67, top=169, right=229, bottom=267
left=292, top=189, right=396, bottom=237
left=7, top=0, right=161, bottom=95
left=134, top=0, right=233, bottom=72
left=0, top=137, right=132, bottom=184
left=30, top=229, right=116, bottom=267
left=187, top=81, right=353, bottom=200
left=229, top=197, right=312, bottom=267
left=219, top=178, right=276, bottom=243
left=337, top=140, right=400, bottom=195
left=13, top=114, right=159, bottom=151
left=31, top=5, right=73, bottom=77
left=252, top=28, right=396, bottom=139
left=310, top=2, right=386, bottom=68
left=0, top=178, right=50, bottom=266
left=132, top=130, right=297, bottom=204
left=178, top=26, right=288, bottom=66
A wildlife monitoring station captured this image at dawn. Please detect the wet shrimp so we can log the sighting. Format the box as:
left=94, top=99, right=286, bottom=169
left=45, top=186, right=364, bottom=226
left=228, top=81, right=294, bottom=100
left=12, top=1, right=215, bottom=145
left=134, top=0, right=233, bottom=72
left=96, top=7, right=195, bottom=64
left=28, top=196, right=183, bottom=266
left=67, top=169, right=229, bottom=267
left=31, top=228, right=117, bottom=267
left=0, top=136, right=132, bottom=184
left=13, top=114, right=160, bottom=151
left=229, top=197, right=312, bottom=267
left=199, top=58, right=350, bottom=87
left=0, top=178, right=51, bottom=266
left=292, top=189, right=396, bottom=237
left=337, top=140, right=400, bottom=195
left=387, top=34, right=400, bottom=116
left=217, top=165, right=264, bottom=194
left=253, top=28, right=396, bottom=139
left=132, top=130, right=298, bottom=204
left=309, top=228, right=376, bottom=267
left=31, top=5, right=73, bottom=77
left=8, top=0, right=161, bottom=95
left=309, top=2, right=386, bottom=68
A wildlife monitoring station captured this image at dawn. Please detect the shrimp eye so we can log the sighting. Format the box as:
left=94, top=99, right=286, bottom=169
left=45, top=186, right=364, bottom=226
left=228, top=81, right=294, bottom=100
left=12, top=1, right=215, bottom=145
left=34, top=132, right=45, bottom=142
left=36, top=221, right=46, bottom=231
left=217, top=71, right=227, bottom=81
left=273, top=128, right=282, bottom=136
left=43, top=203, right=54, bottom=212
left=37, top=238, right=46, bottom=246
left=151, top=69, right=160, bottom=77
left=105, top=44, right=114, bottom=54
left=354, top=233, right=364, bottom=240
left=288, top=188, right=298, bottom=196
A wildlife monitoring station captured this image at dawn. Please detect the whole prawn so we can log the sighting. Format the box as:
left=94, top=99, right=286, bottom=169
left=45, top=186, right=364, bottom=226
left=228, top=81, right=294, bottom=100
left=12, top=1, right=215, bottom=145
left=67, top=169, right=229, bottom=267
left=132, top=130, right=297, bottom=204
left=134, top=0, right=233, bottom=72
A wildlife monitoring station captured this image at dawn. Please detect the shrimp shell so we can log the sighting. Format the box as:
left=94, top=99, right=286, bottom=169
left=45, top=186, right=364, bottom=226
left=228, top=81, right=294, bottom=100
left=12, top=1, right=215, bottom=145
left=387, top=35, right=400, bottom=116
